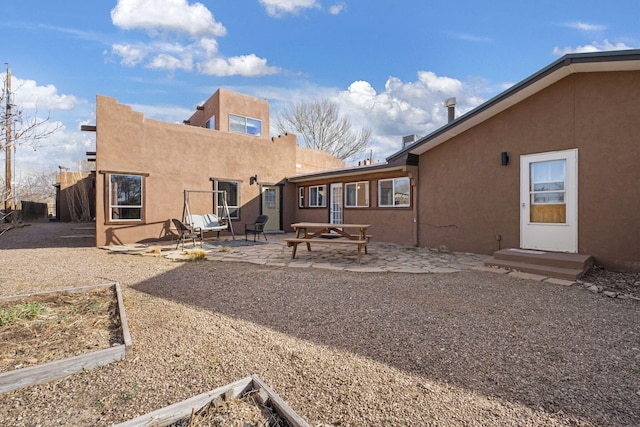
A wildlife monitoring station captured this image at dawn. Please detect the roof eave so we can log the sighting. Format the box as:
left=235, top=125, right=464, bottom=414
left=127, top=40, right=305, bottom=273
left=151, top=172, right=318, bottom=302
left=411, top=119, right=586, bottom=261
left=287, top=162, right=407, bottom=183
left=387, top=49, right=640, bottom=161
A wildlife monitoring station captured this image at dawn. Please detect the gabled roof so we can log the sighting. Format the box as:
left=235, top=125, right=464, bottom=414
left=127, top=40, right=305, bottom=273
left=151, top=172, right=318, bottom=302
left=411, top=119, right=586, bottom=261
left=388, top=49, right=640, bottom=161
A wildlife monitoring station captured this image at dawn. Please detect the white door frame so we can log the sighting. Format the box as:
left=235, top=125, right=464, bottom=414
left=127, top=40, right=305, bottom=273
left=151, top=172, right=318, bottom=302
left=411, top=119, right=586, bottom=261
left=329, top=183, right=343, bottom=224
left=520, top=149, right=578, bottom=253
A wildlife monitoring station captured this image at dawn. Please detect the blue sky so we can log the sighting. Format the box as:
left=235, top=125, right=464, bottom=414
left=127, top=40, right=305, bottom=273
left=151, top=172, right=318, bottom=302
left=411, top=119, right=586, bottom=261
left=2, top=0, right=639, bottom=182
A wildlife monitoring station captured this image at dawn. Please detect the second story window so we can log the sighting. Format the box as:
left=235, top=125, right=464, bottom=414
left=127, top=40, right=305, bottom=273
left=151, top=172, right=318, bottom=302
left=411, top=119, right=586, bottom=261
left=205, top=115, right=215, bottom=129
left=229, top=114, right=262, bottom=136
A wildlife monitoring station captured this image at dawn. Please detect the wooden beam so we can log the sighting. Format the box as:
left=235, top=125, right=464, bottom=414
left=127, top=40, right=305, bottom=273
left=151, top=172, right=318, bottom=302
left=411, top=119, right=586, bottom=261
left=81, top=125, right=96, bottom=132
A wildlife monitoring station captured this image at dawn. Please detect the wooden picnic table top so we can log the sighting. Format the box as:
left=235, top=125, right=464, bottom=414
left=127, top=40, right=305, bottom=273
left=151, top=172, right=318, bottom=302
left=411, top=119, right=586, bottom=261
left=291, top=222, right=371, bottom=229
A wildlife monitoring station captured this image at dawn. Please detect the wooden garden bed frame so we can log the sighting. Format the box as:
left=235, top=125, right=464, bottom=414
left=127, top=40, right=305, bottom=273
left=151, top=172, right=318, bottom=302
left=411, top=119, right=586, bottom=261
left=113, top=374, right=310, bottom=427
left=0, top=282, right=132, bottom=394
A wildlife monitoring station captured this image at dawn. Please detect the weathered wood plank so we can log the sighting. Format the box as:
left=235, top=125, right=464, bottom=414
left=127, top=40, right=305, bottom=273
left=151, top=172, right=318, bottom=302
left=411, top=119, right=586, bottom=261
left=0, top=282, right=131, bottom=393
left=115, top=282, right=133, bottom=357
left=0, top=345, right=125, bottom=394
left=0, top=282, right=117, bottom=303
left=112, top=376, right=254, bottom=427
left=285, top=238, right=367, bottom=245
left=285, top=238, right=368, bottom=263
left=250, top=374, right=311, bottom=427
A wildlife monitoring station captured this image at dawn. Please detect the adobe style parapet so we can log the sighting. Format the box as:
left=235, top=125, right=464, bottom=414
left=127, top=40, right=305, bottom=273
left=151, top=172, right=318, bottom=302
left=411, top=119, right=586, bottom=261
left=185, top=88, right=270, bottom=140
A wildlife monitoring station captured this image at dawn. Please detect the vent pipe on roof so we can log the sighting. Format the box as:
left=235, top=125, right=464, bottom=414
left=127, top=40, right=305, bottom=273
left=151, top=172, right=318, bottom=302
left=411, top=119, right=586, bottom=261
left=444, top=97, right=456, bottom=123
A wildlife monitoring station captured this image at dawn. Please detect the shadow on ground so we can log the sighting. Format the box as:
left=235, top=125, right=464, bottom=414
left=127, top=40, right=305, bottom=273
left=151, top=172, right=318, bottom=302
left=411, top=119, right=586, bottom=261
left=0, top=221, right=95, bottom=249
left=132, top=261, right=640, bottom=427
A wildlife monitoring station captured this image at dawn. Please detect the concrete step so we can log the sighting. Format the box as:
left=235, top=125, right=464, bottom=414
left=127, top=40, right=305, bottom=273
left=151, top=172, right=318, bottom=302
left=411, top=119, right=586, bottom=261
left=485, top=249, right=594, bottom=280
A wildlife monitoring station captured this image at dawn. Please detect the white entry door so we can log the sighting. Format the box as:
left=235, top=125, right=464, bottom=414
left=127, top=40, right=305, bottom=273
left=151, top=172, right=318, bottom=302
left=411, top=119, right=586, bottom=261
left=520, top=149, right=578, bottom=253
left=329, top=183, right=343, bottom=224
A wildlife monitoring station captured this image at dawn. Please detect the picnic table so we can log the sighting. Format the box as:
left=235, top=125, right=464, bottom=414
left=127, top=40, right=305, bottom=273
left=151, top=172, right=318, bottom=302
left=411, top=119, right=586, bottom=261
left=285, top=222, right=371, bottom=263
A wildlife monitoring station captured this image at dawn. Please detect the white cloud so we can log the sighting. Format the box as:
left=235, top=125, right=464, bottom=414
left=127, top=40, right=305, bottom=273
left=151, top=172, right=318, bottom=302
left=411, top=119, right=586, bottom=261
left=110, top=0, right=281, bottom=77
left=12, top=125, right=97, bottom=179
left=450, top=33, right=492, bottom=43
left=259, top=0, right=320, bottom=17
left=563, top=22, right=607, bottom=32
left=253, top=71, right=491, bottom=161
left=111, top=0, right=226, bottom=37
left=148, top=53, right=194, bottom=72
left=198, top=54, right=280, bottom=77
left=111, top=43, right=147, bottom=66
left=552, top=39, right=634, bottom=56
left=6, top=74, right=84, bottom=111
left=262, top=71, right=488, bottom=161
left=329, top=3, right=346, bottom=15
left=0, top=72, right=95, bottom=179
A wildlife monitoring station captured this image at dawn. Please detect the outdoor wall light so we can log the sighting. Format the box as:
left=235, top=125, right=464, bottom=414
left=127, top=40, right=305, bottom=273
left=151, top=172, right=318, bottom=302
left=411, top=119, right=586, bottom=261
left=249, top=175, right=258, bottom=185
left=501, top=151, right=509, bottom=166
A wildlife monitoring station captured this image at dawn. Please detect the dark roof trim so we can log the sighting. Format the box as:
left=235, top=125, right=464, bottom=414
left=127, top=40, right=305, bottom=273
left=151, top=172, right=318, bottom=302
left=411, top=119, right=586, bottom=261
left=288, top=162, right=406, bottom=183
left=387, top=49, right=640, bottom=161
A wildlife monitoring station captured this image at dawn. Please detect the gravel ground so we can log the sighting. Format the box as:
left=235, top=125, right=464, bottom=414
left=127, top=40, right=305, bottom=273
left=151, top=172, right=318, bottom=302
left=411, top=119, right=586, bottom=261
left=0, top=221, right=639, bottom=427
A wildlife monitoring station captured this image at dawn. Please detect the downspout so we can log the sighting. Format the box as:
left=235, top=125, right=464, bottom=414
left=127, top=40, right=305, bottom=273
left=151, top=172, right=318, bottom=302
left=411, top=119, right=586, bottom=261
left=413, top=176, right=419, bottom=247
left=406, top=163, right=419, bottom=247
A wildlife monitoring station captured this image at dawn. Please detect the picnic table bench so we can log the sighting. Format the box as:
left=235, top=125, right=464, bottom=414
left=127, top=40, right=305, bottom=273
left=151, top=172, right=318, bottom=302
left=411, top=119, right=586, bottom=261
left=285, top=223, right=371, bottom=264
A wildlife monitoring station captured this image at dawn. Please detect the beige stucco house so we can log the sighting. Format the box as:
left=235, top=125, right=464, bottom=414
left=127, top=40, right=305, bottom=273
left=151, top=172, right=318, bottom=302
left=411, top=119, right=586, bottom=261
left=84, top=50, right=639, bottom=273
left=289, top=49, right=640, bottom=272
left=87, top=88, right=344, bottom=246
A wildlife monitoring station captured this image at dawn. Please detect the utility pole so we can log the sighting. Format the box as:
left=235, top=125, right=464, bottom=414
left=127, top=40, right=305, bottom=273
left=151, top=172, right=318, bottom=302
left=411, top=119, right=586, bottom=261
left=4, top=63, right=12, bottom=215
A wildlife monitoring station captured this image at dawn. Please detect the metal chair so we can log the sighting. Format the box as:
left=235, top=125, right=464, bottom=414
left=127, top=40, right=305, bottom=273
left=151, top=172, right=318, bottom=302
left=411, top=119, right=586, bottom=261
left=172, top=218, right=202, bottom=249
left=245, top=215, right=269, bottom=242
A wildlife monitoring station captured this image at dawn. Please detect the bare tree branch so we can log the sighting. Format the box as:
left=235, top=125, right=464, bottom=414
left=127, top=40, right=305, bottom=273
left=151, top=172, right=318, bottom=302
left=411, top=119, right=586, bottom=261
left=276, top=98, right=371, bottom=161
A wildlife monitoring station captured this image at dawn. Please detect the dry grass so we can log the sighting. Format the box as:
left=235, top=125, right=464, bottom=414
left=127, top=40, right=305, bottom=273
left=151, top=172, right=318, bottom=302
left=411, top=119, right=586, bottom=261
left=0, top=287, right=121, bottom=372
left=184, top=248, right=208, bottom=261
left=170, top=390, right=289, bottom=427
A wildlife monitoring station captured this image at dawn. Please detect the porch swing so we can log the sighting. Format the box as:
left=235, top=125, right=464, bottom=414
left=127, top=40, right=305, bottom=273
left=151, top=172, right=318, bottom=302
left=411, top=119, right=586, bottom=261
left=181, top=189, right=235, bottom=241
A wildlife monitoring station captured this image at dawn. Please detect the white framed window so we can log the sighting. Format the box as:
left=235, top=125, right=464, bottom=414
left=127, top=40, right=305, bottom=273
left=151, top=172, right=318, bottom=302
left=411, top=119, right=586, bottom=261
left=229, top=114, right=262, bottom=136
left=214, top=180, right=240, bottom=219
left=378, top=177, right=410, bottom=207
left=205, top=115, right=215, bottom=129
left=345, top=181, right=369, bottom=207
left=108, top=173, right=143, bottom=221
left=298, top=187, right=305, bottom=208
left=309, top=185, right=326, bottom=207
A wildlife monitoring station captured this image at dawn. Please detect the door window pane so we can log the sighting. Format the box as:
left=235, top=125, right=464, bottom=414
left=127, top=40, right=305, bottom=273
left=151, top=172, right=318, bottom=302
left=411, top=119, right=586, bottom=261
left=530, top=160, right=566, bottom=223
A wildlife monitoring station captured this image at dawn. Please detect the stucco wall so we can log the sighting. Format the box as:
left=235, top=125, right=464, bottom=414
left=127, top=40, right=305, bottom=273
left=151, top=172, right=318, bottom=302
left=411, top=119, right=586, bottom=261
left=95, top=95, right=338, bottom=246
left=186, top=89, right=270, bottom=139
left=295, top=145, right=346, bottom=173
left=417, top=71, right=640, bottom=271
left=292, top=170, right=415, bottom=245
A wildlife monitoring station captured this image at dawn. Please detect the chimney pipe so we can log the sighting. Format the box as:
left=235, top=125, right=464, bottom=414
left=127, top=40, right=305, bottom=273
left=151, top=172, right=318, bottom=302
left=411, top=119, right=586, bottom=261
left=445, top=97, right=456, bottom=122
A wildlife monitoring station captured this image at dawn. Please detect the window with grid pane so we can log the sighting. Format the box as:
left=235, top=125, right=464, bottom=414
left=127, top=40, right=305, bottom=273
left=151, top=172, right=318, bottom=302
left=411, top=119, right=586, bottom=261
left=309, top=185, right=326, bottom=207
left=109, top=174, right=143, bottom=221
left=215, top=180, right=239, bottom=219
